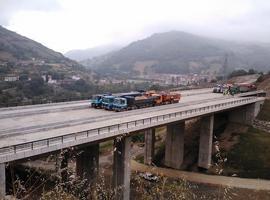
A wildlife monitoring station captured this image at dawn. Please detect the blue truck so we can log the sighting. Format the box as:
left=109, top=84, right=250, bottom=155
left=100, top=92, right=142, bottom=110
left=90, top=94, right=104, bottom=108
left=90, top=93, right=112, bottom=108
left=91, top=91, right=145, bottom=110
left=112, top=96, right=156, bottom=111
left=101, top=95, right=115, bottom=110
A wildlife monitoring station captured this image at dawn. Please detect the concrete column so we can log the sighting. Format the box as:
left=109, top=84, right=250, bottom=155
left=60, top=150, right=69, bottom=182
left=113, top=136, right=131, bottom=200
left=76, top=144, right=99, bottom=181
left=198, top=114, right=214, bottom=169
left=229, top=101, right=263, bottom=125
left=165, top=121, right=185, bottom=169
left=0, top=163, right=5, bottom=199
left=144, top=129, right=155, bottom=165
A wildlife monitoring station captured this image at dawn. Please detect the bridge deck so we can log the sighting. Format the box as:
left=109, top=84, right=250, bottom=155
left=0, top=92, right=221, bottom=141
left=0, top=89, right=264, bottom=163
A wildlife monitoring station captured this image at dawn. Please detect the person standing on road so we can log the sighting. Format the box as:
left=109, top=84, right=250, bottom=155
left=228, top=85, right=232, bottom=95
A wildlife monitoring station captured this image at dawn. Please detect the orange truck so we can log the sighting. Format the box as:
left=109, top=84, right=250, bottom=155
left=146, top=91, right=181, bottom=105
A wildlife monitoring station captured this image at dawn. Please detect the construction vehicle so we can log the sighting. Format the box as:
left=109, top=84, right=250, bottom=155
left=113, top=95, right=156, bottom=111
left=90, top=94, right=107, bottom=108
left=161, top=93, right=181, bottom=104
left=91, top=90, right=181, bottom=111
left=101, top=95, right=115, bottom=110
left=223, top=83, right=256, bottom=95
left=237, top=83, right=256, bottom=93
left=147, top=91, right=181, bottom=105
left=100, top=92, right=142, bottom=110
left=91, top=91, right=141, bottom=110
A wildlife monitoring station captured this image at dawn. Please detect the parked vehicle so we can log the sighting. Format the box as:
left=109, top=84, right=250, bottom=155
left=102, top=95, right=116, bottom=110
left=139, top=172, right=159, bottom=182
left=223, top=83, right=256, bottom=95
left=91, top=90, right=181, bottom=111
left=213, top=84, right=225, bottom=93
left=237, top=83, right=257, bottom=93
left=151, top=92, right=181, bottom=105
left=113, top=95, right=156, bottom=111
left=90, top=94, right=105, bottom=108
left=91, top=92, right=141, bottom=110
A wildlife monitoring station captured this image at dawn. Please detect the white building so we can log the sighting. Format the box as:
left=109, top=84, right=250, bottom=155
left=4, top=75, right=19, bottom=82
left=71, top=75, right=81, bottom=81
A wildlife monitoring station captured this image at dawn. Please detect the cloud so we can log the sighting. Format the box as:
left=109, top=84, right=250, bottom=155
left=1, top=0, right=270, bottom=52
left=0, top=0, right=61, bottom=25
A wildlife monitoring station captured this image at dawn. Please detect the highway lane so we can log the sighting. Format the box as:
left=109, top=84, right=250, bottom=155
left=0, top=100, right=90, bottom=119
left=0, top=88, right=212, bottom=119
left=0, top=95, right=260, bottom=150
left=0, top=92, right=223, bottom=138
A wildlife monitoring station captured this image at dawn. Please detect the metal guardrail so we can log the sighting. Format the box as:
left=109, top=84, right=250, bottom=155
left=0, top=96, right=261, bottom=160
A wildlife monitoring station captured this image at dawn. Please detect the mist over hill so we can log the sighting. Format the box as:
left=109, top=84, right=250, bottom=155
left=82, top=31, right=270, bottom=76
left=65, top=44, right=122, bottom=61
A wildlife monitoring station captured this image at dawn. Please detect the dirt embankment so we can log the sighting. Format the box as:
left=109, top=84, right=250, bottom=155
left=228, top=74, right=261, bottom=84
left=257, top=75, right=270, bottom=97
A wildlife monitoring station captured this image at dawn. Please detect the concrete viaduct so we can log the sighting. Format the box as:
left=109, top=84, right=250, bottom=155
left=0, top=89, right=265, bottom=199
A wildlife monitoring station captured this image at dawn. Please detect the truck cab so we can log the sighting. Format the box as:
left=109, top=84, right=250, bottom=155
left=113, top=97, right=127, bottom=111
left=102, top=95, right=115, bottom=110
left=90, top=95, right=104, bottom=108
left=151, top=94, right=162, bottom=105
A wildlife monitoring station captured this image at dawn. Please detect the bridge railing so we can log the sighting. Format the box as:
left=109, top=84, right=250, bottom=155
left=0, top=96, right=261, bottom=160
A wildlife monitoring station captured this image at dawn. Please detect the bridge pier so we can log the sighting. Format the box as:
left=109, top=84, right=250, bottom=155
left=59, top=150, right=69, bottom=182
left=198, top=114, right=214, bottom=169
left=144, top=129, right=155, bottom=165
left=165, top=122, right=185, bottom=169
left=76, top=144, right=99, bottom=181
left=0, top=163, right=5, bottom=199
left=113, top=136, right=131, bottom=200
left=229, top=102, right=263, bottom=125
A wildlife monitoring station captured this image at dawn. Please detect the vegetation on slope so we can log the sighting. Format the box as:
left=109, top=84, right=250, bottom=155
left=223, top=127, right=270, bottom=179
left=0, top=79, right=157, bottom=107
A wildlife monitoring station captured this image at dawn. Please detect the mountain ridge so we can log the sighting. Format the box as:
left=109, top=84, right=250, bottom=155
left=0, top=25, right=68, bottom=62
left=82, top=31, right=270, bottom=76
left=0, top=25, right=88, bottom=77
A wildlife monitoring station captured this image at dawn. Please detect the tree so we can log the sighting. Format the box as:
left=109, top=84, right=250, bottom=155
left=248, top=68, right=257, bottom=75
left=149, top=84, right=162, bottom=91
left=29, top=77, right=45, bottom=95
left=19, top=74, right=29, bottom=81
left=228, top=69, right=247, bottom=78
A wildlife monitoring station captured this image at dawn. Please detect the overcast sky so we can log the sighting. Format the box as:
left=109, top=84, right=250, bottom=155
left=1, top=0, right=270, bottom=53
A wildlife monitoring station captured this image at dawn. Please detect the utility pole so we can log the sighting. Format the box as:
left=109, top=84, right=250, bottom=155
left=222, top=53, right=228, bottom=82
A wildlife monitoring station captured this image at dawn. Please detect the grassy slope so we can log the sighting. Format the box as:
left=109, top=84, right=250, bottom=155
left=222, top=100, right=270, bottom=179
left=224, top=127, right=270, bottom=179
